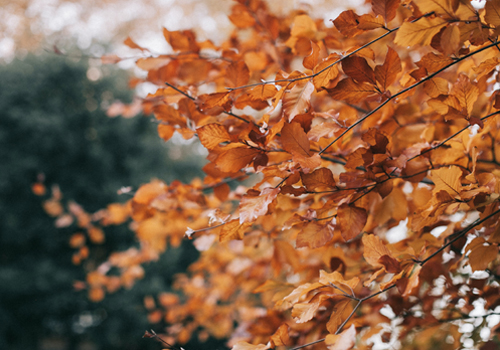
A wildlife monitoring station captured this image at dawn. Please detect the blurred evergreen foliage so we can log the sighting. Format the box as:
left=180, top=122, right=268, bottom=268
left=0, top=55, right=213, bottom=350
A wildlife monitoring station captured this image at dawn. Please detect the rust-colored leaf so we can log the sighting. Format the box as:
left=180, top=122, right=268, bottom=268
left=372, top=0, right=400, bottom=22
left=337, top=204, right=367, bottom=241
left=239, top=188, right=280, bottom=224
left=362, top=234, right=392, bottom=267
left=282, top=80, right=315, bottom=122
left=215, top=145, right=261, bottom=173
left=281, top=122, right=311, bottom=157
left=197, top=124, right=231, bottom=150
left=226, top=61, right=250, bottom=88
left=313, top=54, right=341, bottom=90
left=300, top=168, right=336, bottom=191
left=296, top=222, right=334, bottom=249
left=469, top=244, right=498, bottom=271
left=342, top=56, right=376, bottom=85
left=328, top=78, right=378, bottom=103
left=375, top=46, right=401, bottom=91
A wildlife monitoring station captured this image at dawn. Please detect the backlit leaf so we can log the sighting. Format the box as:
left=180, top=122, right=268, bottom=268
left=429, top=166, right=462, bottom=197
left=296, top=222, right=334, bottom=248
left=239, top=188, right=280, bottom=224
left=226, top=61, right=250, bottom=88
left=394, top=17, right=447, bottom=47
left=313, top=54, right=341, bottom=90
left=375, top=46, right=401, bottom=90
left=372, top=0, right=400, bottom=22
left=282, top=80, right=315, bottom=122
left=197, top=124, right=231, bottom=150
left=362, top=234, right=392, bottom=267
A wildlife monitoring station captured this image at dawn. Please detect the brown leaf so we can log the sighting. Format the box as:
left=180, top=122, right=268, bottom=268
left=215, top=145, right=261, bottom=173
left=228, top=4, right=256, bottom=28
left=281, top=122, right=312, bottom=157
left=342, top=56, right=376, bottom=85
left=296, top=222, right=334, bottom=249
left=485, top=0, right=500, bottom=27
left=319, top=270, right=360, bottom=292
left=162, top=28, right=198, bottom=52
left=362, top=234, right=392, bottom=267
left=375, top=46, right=401, bottom=91
left=372, top=0, right=400, bottom=22
left=394, top=17, right=447, bottom=47
left=226, top=61, right=250, bottom=88
left=337, top=204, right=367, bottom=241
left=325, top=324, right=356, bottom=350
left=158, top=124, right=175, bottom=141
left=333, top=10, right=362, bottom=38
left=326, top=299, right=353, bottom=333
left=270, top=324, right=290, bottom=347
left=219, top=219, right=252, bottom=242
left=469, top=244, right=498, bottom=271
left=197, top=124, right=231, bottom=150
left=239, top=188, right=280, bottom=224
left=429, top=166, right=462, bottom=197
left=328, top=78, right=378, bottom=103
left=357, top=14, right=385, bottom=30
left=282, top=80, right=315, bottom=122
left=313, top=54, right=341, bottom=90
left=300, top=168, right=336, bottom=191
left=451, top=74, right=479, bottom=115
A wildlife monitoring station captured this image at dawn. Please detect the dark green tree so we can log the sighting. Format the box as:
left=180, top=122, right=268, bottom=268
left=0, top=54, right=204, bottom=350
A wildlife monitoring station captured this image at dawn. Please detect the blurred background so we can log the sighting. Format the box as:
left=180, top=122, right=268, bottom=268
left=0, top=0, right=359, bottom=349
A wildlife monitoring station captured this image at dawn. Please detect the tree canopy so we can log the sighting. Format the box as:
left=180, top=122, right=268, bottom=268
left=46, top=0, right=500, bottom=349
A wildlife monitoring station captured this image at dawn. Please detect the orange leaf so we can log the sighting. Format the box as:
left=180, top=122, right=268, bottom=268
left=197, top=124, right=231, bottom=150
left=374, top=46, right=401, bottom=91
left=337, top=204, right=367, bottom=241
left=357, top=14, right=385, bottom=30
left=123, top=36, right=148, bottom=51
left=158, top=124, right=175, bottom=141
left=469, top=244, right=498, bottom=271
left=313, top=54, right=341, bottom=90
left=333, top=10, right=362, bottom=38
left=372, top=0, right=400, bottom=22
left=451, top=74, right=479, bottom=115
left=485, top=0, right=500, bottom=27
left=362, top=234, right=392, bottom=267
left=281, top=122, right=312, bottom=157
left=429, top=166, right=462, bottom=197
left=226, top=61, right=250, bottom=88
left=326, top=299, right=353, bottom=333
left=296, top=222, right=334, bottom=249
left=282, top=80, right=315, bottom=122
left=319, top=270, right=359, bottom=292
left=228, top=5, right=256, bottom=28
left=342, top=56, right=376, bottom=85
left=303, top=41, right=322, bottom=70
left=328, top=78, right=378, bottom=103
left=219, top=219, right=252, bottom=242
left=325, top=324, right=356, bottom=350
left=162, top=28, right=198, bottom=52
left=270, top=324, right=290, bottom=347
left=239, top=188, right=280, bottom=224
left=394, top=17, right=447, bottom=47
left=198, top=92, right=233, bottom=113
left=300, top=168, right=336, bottom=191
left=215, top=145, right=261, bottom=173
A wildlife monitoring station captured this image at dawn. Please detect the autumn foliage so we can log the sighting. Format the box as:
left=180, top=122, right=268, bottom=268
left=41, top=0, right=500, bottom=348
